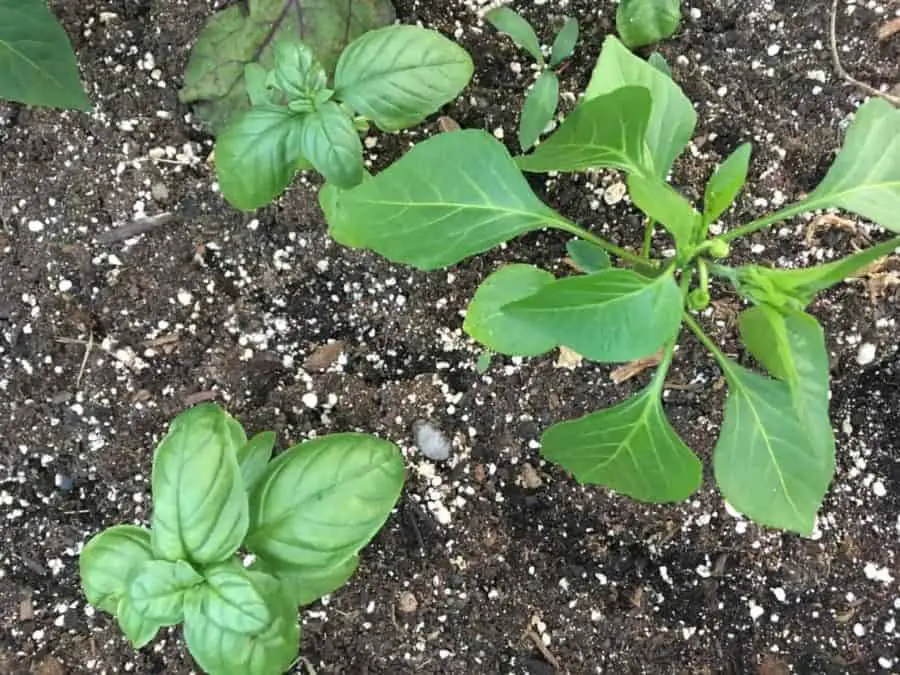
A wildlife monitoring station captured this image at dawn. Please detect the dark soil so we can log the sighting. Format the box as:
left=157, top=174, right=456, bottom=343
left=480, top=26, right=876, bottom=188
left=1, top=1, right=898, bottom=673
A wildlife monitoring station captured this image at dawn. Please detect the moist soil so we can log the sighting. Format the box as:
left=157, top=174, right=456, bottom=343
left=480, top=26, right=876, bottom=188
left=1, top=1, right=899, bottom=673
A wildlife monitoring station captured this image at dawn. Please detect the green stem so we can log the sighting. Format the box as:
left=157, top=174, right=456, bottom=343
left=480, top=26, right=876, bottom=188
left=553, top=217, right=654, bottom=267
left=650, top=337, right=678, bottom=390
left=697, top=258, right=709, bottom=293
left=718, top=200, right=813, bottom=244
left=641, top=218, right=656, bottom=258
left=682, top=312, right=733, bottom=374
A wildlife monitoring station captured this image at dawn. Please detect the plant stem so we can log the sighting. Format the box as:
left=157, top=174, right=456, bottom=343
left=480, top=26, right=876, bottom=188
left=641, top=218, right=656, bottom=258
left=553, top=217, right=654, bottom=267
left=718, top=200, right=812, bottom=244
left=651, top=338, right=678, bottom=390
left=682, top=312, right=732, bottom=374
left=697, top=258, right=709, bottom=293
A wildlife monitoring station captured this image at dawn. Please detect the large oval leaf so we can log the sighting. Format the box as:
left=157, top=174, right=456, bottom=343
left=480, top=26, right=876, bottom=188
left=80, top=525, right=153, bottom=615
left=246, top=433, right=404, bottom=569
left=255, top=554, right=360, bottom=607
left=300, top=101, right=364, bottom=188
left=334, top=25, right=473, bottom=131
left=616, top=0, right=682, bottom=49
left=128, top=560, right=203, bottom=626
left=151, top=404, right=249, bottom=565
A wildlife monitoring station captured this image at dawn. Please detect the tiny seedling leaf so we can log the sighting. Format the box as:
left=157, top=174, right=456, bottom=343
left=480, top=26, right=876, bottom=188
left=566, top=239, right=611, bottom=273
left=300, top=101, right=365, bottom=188
left=627, top=174, right=700, bottom=251
left=704, top=143, right=752, bottom=224
left=550, top=17, right=579, bottom=67
left=647, top=51, right=672, bottom=77
left=616, top=0, right=682, bottom=49
left=485, top=6, right=544, bottom=64
left=80, top=526, right=154, bottom=615
left=270, top=40, right=327, bottom=102
left=519, top=70, right=559, bottom=151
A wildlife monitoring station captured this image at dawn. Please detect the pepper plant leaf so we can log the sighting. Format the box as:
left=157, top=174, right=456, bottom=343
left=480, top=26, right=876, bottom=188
left=566, top=239, right=611, bottom=273
left=179, top=0, right=395, bottom=133
left=519, top=70, right=559, bottom=151
left=503, top=269, right=683, bottom=363
left=550, top=17, right=579, bottom=67
left=616, top=0, right=682, bottom=49
left=704, top=143, right=752, bottom=224
left=324, top=130, right=564, bottom=270
left=299, top=101, right=364, bottom=188
left=127, top=560, right=203, bottom=626
left=485, top=6, right=544, bottom=64
left=627, top=174, right=700, bottom=251
left=80, top=525, right=154, bottom=615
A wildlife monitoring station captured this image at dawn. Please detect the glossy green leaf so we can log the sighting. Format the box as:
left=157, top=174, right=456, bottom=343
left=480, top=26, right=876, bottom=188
left=519, top=71, right=559, bottom=151
left=244, top=63, right=274, bottom=106
left=300, top=101, right=364, bottom=188
left=334, top=25, right=474, bottom=131
left=647, top=52, right=671, bottom=77
left=246, top=433, right=404, bottom=570
left=238, top=432, right=276, bottom=492
left=586, top=35, right=695, bottom=178
left=0, top=0, right=90, bottom=110
left=714, top=362, right=834, bottom=535
left=627, top=174, right=699, bottom=250
left=271, top=40, right=326, bottom=102
left=116, top=595, right=162, bottom=649
left=324, top=129, right=562, bottom=270
left=485, top=6, right=544, bottom=64
left=463, top=264, right=558, bottom=357
left=216, top=107, right=305, bottom=210
left=80, top=525, right=154, bottom=615
left=504, top=270, right=683, bottom=363
left=178, top=0, right=395, bottom=133
left=616, top=0, right=682, bottom=49
left=189, top=562, right=272, bottom=635
left=516, top=86, right=652, bottom=175
left=128, top=560, right=203, bottom=626
left=151, top=404, right=249, bottom=565
left=550, top=17, right=579, bottom=67
left=566, top=239, right=611, bottom=273
left=704, top=143, right=752, bottom=224
left=804, top=98, right=900, bottom=232
left=258, top=555, right=360, bottom=607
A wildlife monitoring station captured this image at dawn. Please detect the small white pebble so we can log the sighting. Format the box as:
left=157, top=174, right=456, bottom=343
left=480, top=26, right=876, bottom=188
left=853, top=623, right=865, bottom=637
left=767, top=44, right=781, bottom=56
left=856, top=342, right=876, bottom=366
left=872, top=480, right=886, bottom=497
left=301, top=392, right=318, bottom=408
left=58, top=279, right=73, bottom=293
left=176, top=289, right=193, bottom=306
left=27, top=220, right=45, bottom=233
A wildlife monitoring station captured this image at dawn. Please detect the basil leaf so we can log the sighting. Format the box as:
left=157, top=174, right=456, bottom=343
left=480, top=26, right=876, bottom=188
left=550, top=17, right=579, bottom=67
left=80, top=525, right=153, bottom=615
left=627, top=174, right=700, bottom=251
left=704, top=143, right=752, bottom=224
left=151, top=404, right=249, bottom=565
left=246, top=433, right=404, bottom=570
left=128, top=560, right=203, bottom=625
left=503, top=269, right=683, bottom=363
left=324, top=130, right=563, bottom=270
left=334, top=25, right=473, bottom=131
left=463, top=264, right=558, bottom=357
left=243, top=63, right=274, bottom=107
left=216, top=107, right=305, bottom=210
left=116, top=595, right=162, bottom=649
left=299, top=101, right=364, bottom=188
left=189, top=562, right=272, bottom=635
left=616, top=0, right=682, bottom=49
left=271, top=40, right=326, bottom=102
left=485, top=6, right=544, bottom=64
left=516, top=87, right=652, bottom=175
left=256, top=555, right=360, bottom=607
left=566, top=239, right=611, bottom=273
left=238, top=432, right=276, bottom=492
left=519, top=71, right=559, bottom=151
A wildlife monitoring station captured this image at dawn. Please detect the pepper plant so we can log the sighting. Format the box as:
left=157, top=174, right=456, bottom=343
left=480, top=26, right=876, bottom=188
left=320, top=35, right=900, bottom=534
left=616, top=0, right=682, bottom=49
left=79, top=404, right=404, bottom=674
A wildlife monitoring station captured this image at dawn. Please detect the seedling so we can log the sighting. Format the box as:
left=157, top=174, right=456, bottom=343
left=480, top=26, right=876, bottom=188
left=321, top=35, right=900, bottom=535
left=214, top=26, right=473, bottom=210
left=616, top=0, right=682, bottom=49
left=80, top=404, right=404, bottom=675
left=484, top=6, right=579, bottom=150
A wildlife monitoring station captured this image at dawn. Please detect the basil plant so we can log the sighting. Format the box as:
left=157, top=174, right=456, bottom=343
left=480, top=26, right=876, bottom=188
left=320, top=34, right=900, bottom=535
left=215, top=24, right=473, bottom=210
left=79, top=404, right=405, bottom=675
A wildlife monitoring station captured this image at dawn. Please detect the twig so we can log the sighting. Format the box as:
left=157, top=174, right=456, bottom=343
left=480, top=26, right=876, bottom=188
left=95, top=212, right=175, bottom=244
left=76, top=330, right=94, bottom=390
left=829, top=0, right=900, bottom=106
left=523, top=626, right=562, bottom=672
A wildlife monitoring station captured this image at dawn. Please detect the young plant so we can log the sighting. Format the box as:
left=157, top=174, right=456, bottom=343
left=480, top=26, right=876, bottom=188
left=616, top=0, right=682, bottom=49
left=79, top=404, right=404, bottom=675
left=213, top=26, right=473, bottom=210
left=484, top=6, right=579, bottom=150
left=320, top=35, right=900, bottom=535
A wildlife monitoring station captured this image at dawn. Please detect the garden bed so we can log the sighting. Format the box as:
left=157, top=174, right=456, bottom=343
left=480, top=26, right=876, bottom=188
left=1, top=0, right=898, bottom=672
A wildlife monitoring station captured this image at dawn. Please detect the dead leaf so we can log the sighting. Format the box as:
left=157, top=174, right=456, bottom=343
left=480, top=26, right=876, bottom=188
left=304, top=340, right=345, bottom=372
left=805, top=213, right=870, bottom=247
left=877, top=17, right=900, bottom=40
left=610, top=351, right=662, bottom=384
left=554, top=346, right=583, bottom=369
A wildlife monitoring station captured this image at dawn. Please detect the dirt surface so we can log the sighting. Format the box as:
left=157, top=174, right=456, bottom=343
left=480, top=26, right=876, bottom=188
left=1, top=0, right=899, bottom=673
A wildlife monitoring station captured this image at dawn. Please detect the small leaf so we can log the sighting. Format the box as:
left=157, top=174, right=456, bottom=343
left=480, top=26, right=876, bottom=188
left=128, top=560, right=203, bottom=625
left=485, top=6, right=544, bottom=64
left=116, top=596, right=162, bottom=649
left=246, top=434, right=404, bottom=570
left=503, top=270, right=683, bottom=363
left=189, top=562, right=272, bottom=635
left=244, top=63, right=274, bottom=107
left=475, top=351, right=494, bottom=373
left=586, top=35, right=696, bottom=178
left=324, top=130, right=563, bottom=270
left=647, top=52, right=671, bottom=77
left=704, top=143, right=752, bottom=224
left=80, top=525, right=154, bottom=615
left=566, top=239, right=611, bottom=273
left=616, top=0, right=682, bottom=49
left=334, top=25, right=473, bottom=132
left=519, top=71, right=559, bottom=151
left=627, top=174, right=700, bottom=251
left=271, top=40, right=326, bottom=101
left=516, top=86, right=652, bottom=175
left=216, top=107, right=305, bottom=210
left=238, top=432, right=276, bottom=492
left=463, top=264, right=558, bottom=357
left=300, top=101, right=364, bottom=188
left=257, top=555, right=360, bottom=607
left=550, top=17, right=579, bottom=67
left=151, top=404, right=249, bottom=565
left=0, top=0, right=90, bottom=110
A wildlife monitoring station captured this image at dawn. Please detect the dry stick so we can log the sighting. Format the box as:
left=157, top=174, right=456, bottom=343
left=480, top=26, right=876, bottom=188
left=523, top=626, right=562, bottom=672
left=75, top=330, right=94, bottom=390
left=830, top=0, right=900, bottom=107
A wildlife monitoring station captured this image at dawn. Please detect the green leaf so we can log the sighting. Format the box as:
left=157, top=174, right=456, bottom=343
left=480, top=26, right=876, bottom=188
left=550, top=17, right=579, bottom=67
left=475, top=351, right=494, bottom=374
left=246, top=433, right=404, bottom=570
left=704, top=143, right=752, bottom=224
left=151, top=404, right=249, bottom=565
left=566, top=239, right=611, bottom=273
left=270, top=40, right=326, bottom=102
left=257, top=555, right=360, bottom=607
left=616, top=0, right=682, bottom=49
left=216, top=107, right=305, bottom=211
left=244, top=63, right=274, bottom=107
left=116, top=595, right=162, bottom=649
left=804, top=98, right=900, bottom=232
left=463, top=264, right=558, bottom=357
left=334, top=25, right=474, bottom=132
left=519, top=71, right=559, bottom=151
left=585, top=35, right=696, bottom=178
left=627, top=174, right=700, bottom=251
left=647, top=51, right=671, bottom=77
left=238, top=432, right=276, bottom=493
left=503, top=269, right=683, bottom=363
left=299, top=101, right=364, bottom=188
left=714, top=362, right=834, bottom=535
left=516, top=86, right=652, bottom=175
left=324, top=129, right=563, bottom=270
left=128, top=560, right=203, bottom=626
left=80, top=525, right=154, bottom=615
left=179, top=0, right=395, bottom=133
left=485, top=6, right=544, bottom=64
left=0, top=0, right=90, bottom=110
left=189, top=562, right=272, bottom=635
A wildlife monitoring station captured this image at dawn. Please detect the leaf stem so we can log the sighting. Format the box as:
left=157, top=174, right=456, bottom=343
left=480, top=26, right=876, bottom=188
left=641, top=218, right=656, bottom=258
left=682, top=311, right=733, bottom=375
left=553, top=217, right=655, bottom=267
left=718, top=200, right=812, bottom=244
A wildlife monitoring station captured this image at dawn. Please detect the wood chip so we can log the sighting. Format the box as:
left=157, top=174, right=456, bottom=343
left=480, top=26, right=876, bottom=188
left=183, top=390, right=219, bottom=406
left=554, top=345, right=583, bottom=369
left=877, top=17, right=900, bottom=40
left=19, top=594, right=34, bottom=621
left=610, top=351, right=662, bottom=384
left=303, top=340, right=345, bottom=372
left=438, top=116, right=460, bottom=132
